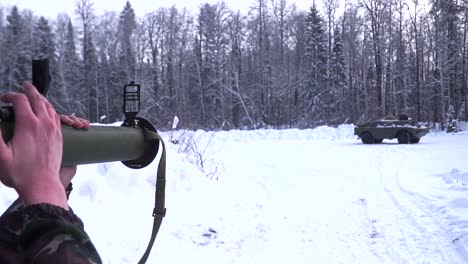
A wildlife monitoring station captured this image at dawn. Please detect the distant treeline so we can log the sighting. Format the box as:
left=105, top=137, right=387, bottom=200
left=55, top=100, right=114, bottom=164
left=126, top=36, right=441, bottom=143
left=0, top=0, right=467, bottom=130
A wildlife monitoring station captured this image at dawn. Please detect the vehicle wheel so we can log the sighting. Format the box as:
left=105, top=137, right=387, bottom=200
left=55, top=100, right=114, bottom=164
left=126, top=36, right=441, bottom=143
left=360, top=132, right=374, bottom=144
left=410, top=137, right=420, bottom=144
left=397, top=131, right=411, bottom=144
left=374, top=139, right=383, bottom=144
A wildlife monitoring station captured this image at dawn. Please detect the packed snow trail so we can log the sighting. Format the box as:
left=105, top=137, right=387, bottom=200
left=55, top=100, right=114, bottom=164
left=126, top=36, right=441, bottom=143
left=1, top=126, right=467, bottom=263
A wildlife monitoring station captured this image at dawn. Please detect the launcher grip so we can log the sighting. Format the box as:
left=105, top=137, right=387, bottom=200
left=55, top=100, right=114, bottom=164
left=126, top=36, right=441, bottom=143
left=32, top=59, right=50, bottom=96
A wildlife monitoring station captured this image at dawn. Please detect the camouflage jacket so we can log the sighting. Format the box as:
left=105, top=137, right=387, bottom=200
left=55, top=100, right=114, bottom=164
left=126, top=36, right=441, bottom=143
left=0, top=196, right=102, bottom=263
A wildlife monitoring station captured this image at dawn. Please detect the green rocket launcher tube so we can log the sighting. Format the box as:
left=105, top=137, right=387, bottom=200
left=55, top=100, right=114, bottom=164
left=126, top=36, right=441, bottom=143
left=62, top=124, right=153, bottom=166
left=0, top=122, right=159, bottom=168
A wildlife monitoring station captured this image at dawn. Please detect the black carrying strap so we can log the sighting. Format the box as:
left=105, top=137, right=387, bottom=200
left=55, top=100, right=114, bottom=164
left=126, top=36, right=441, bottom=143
left=138, top=133, right=166, bottom=264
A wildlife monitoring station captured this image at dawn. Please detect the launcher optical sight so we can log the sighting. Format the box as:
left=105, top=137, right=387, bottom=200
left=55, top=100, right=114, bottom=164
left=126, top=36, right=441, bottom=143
left=0, top=59, right=165, bottom=264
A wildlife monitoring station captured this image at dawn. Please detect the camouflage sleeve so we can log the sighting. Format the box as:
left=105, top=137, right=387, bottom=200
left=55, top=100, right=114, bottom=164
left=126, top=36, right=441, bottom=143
left=0, top=199, right=25, bottom=263
left=19, top=203, right=102, bottom=264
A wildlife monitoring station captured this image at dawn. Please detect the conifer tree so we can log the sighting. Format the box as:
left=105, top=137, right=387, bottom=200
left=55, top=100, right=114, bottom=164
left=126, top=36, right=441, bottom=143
left=304, top=3, right=327, bottom=123
left=117, top=1, right=137, bottom=83
left=2, top=6, right=30, bottom=92
left=330, top=26, right=346, bottom=121
left=62, top=20, right=83, bottom=116
left=83, top=33, right=99, bottom=122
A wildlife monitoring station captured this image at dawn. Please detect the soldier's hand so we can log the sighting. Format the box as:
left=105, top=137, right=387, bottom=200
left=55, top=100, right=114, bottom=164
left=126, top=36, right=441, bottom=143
left=60, top=115, right=90, bottom=130
left=0, top=82, right=67, bottom=209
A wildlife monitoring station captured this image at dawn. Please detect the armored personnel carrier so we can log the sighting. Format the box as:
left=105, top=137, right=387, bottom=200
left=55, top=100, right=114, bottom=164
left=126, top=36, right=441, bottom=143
left=354, top=115, right=430, bottom=144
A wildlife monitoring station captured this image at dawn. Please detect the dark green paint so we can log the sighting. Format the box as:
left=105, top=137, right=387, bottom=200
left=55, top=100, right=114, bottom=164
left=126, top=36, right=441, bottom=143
left=354, top=118, right=430, bottom=144
left=0, top=122, right=157, bottom=166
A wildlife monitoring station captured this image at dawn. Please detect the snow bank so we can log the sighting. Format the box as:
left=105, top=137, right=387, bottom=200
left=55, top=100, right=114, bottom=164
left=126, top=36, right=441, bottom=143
left=170, top=124, right=356, bottom=145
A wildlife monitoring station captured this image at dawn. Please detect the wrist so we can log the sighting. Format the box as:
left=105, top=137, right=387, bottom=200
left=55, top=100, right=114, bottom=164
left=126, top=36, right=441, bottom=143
left=23, top=203, right=82, bottom=225
left=18, top=175, right=69, bottom=210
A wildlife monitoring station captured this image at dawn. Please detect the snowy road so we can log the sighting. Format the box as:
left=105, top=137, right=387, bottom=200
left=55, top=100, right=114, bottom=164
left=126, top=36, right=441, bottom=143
left=2, top=126, right=467, bottom=263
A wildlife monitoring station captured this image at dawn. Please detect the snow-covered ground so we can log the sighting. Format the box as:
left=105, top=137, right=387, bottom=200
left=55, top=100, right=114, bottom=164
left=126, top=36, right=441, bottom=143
left=1, top=125, right=468, bottom=263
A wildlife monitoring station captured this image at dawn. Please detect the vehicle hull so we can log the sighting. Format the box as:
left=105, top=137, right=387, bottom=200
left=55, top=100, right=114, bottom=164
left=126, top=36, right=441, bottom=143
left=354, top=118, right=430, bottom=144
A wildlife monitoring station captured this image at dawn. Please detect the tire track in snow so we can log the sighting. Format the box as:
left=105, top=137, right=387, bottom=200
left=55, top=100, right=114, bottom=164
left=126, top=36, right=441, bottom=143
left=375, top=145, right=466, bottom=264
left=394, top=164, right=468, bottom=261
left=358, top=146, right=414, bottom=264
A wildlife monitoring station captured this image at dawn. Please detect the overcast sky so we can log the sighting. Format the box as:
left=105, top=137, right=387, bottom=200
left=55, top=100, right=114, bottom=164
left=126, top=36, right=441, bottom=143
left=2, top=0, right=316, bottom=19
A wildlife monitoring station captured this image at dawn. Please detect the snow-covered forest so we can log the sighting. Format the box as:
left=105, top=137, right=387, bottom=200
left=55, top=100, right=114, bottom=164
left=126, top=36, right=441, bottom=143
left=0, top=0, right=467, bottom=129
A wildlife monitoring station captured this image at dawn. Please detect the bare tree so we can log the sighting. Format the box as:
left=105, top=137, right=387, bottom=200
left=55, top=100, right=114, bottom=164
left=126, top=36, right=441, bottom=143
left=323, top=0, right=339, bottom=78
left=75, top=0, right=99, bottom=121
left=360, top=0, right=387, bottom=116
